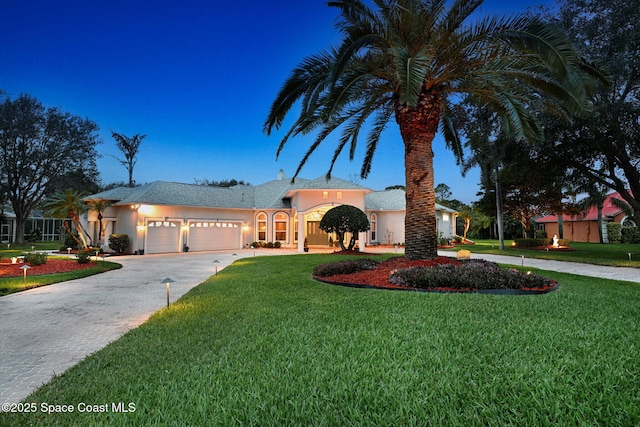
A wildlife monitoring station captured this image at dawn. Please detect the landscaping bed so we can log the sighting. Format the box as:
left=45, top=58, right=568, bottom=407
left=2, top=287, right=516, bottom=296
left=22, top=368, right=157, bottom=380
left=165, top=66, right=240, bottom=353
left=313, top=256, right=558, bottom=294
left=0, top=259, right=98, bottom=277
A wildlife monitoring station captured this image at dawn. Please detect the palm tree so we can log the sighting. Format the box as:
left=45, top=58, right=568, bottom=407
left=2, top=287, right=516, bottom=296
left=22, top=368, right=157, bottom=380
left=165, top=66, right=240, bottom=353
left=43, top=189, right=91, bottom=249
left=87, top=199, right=112, bottom=246
left=264, top=0, right=600, bottom=259
left=111, top=132, right=147, bottom=187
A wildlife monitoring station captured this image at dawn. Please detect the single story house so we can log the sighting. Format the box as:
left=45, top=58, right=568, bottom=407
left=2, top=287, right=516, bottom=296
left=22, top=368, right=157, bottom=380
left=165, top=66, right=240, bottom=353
left=535, top=191, right=636, bottom=243
left=82, top=170, right=458, bottom=254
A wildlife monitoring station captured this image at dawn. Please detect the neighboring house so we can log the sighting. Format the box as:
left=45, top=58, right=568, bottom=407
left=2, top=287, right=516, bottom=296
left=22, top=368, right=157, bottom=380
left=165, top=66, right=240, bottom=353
left=82, top=171, right=458, bottom=254
left=536, top=191, right=636, bottom=243
left=0, top=208, right=67, bottom=243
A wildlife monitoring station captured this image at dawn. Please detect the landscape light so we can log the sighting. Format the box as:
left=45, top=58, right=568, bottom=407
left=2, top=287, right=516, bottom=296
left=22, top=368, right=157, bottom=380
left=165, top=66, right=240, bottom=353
left=213, top=260, right=219, bottom=275
left=161, top=278, right=175, bottom=308
left=20, top=265, right=31, bottom=284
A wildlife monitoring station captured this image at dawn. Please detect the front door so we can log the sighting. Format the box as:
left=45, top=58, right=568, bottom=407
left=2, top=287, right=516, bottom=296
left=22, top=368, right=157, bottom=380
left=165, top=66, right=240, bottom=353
left=306, top=221, right=328, bottom=245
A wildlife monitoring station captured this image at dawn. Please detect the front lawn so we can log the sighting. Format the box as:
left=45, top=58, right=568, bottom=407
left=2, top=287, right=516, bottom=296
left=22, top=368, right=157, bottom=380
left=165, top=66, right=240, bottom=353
left=2, top=254, right=639, bottom=426
left=442, top=239, right=640, bottom=267
left=0, top=259, right=122, bottom=296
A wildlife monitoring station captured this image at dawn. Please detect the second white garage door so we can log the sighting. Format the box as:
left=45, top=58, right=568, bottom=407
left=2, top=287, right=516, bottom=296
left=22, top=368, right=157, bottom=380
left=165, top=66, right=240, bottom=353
left=188, top=221, right=241, bottom=251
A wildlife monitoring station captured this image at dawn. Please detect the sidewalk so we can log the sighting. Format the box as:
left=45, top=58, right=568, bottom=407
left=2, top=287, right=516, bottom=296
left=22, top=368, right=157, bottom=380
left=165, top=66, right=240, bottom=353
left=436, top=250, right=640, bottom=284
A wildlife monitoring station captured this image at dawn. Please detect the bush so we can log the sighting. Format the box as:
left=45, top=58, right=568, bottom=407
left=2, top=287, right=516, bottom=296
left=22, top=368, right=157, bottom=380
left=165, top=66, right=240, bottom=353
left=274, top=241, right=281, bottom=248
left=266, top=241, right=274, bottom=248
left=514, top=238, right=549, bottom=248
left=62, top=234, right=79, bottom=250
left=621, top=226, right=640, bottom=244
left=607, top=222, right=622, bottom=243
left=313, top=258, right=380, bottom=278
left=24, top=252, right=48, bottom=266
left=534, top=230, right=547, bottom=239
left=76, top=249, right=93, bottom=264
left=388, top=259, right=555, bottom=290
left=108, top=234, right=130, bottom=254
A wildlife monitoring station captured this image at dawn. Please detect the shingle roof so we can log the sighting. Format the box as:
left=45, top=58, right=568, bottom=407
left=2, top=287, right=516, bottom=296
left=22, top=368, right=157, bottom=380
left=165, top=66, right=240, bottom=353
left=84, top=178, right=458, bottom=213
left=365, top=189, right=458, bottom=213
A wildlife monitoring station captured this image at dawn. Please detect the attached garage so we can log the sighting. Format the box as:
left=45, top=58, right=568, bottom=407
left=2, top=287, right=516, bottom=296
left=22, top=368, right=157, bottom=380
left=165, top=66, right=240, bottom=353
left=187, top=221, right=241, bottom=251
left=146, top=221, right=181, bottom=253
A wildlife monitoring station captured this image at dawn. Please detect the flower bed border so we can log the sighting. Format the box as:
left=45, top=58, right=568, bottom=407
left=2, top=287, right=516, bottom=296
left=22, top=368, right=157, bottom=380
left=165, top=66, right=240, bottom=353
left=313, top=277, right=559, bottom=295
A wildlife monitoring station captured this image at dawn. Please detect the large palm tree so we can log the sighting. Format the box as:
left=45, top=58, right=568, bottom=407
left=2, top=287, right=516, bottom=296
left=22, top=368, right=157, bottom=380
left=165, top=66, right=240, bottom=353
left=264, top=0, right=601, bottom=259
left=43, top=189, right=92, bottom=249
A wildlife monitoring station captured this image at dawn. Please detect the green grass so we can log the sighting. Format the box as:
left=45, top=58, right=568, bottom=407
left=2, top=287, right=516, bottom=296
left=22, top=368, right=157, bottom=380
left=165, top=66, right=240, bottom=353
left=0, top=258, right=122, bottom=296
left=0, top=241, right=61, bottom=260
left=1, top=254, right=639, bottom=426
left=442, top=239, right=640, bottom=267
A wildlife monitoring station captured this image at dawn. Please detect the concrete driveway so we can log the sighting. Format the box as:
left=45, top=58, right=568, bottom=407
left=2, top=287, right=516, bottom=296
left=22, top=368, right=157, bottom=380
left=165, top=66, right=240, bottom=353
left=0, top=249, right=296, bottom=405
left=1, top=247, right=638, bottom=406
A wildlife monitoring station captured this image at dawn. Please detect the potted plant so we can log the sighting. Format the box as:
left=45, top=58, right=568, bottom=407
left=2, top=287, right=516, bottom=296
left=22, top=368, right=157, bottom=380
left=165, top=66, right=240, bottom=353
left=183, top=244, right=189, bottom=252
left=303, top=238, right=309, bottom=252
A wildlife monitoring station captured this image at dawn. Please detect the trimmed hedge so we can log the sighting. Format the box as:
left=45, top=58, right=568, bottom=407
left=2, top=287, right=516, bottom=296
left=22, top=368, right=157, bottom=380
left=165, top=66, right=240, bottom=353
left=388, top=259, right=555, bottom=290
left=312, top=258, right=379, bottom=277
left=514, top=237, right=571, bottom=248
left=607, top=222, right=622, bottom=243
left=621, top=226, right=640, bottom=244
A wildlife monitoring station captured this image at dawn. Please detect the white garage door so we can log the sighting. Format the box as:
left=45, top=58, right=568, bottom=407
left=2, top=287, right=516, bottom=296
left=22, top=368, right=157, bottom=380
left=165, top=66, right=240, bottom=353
left=146, top=221, right=181, bottom=253
left=188, top=221, right=241, bottom=251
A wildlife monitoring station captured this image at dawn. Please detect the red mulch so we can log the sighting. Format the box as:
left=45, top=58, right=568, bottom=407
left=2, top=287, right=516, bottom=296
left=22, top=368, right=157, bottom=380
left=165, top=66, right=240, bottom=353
left=319, top=256, right=461, bottom=289
left=0, top=259, right=97, bottom=277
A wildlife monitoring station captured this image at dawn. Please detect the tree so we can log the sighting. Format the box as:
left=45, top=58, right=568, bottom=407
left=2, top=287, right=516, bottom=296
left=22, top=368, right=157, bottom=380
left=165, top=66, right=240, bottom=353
left=264, top=0, right=598, bottom=259
left=86, top=199, right=112, bottom=246
left=542, top=0, right=640, bottom=226
left=0, top=94, right=100, bottom=243
left=111, top=132, right=146, bottom=187
left=42, top=189, right=92, bottom=249
left=435, top=183, right=452, bottom=205
left=319, top=204, right=370, bottom=251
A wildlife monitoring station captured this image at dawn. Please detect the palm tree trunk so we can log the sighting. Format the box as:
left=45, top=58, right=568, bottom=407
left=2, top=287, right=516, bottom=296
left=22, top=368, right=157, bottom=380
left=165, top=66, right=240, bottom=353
left=395, top=90, right=441, bottom=260
left=494, top=167, right=505, bottom=250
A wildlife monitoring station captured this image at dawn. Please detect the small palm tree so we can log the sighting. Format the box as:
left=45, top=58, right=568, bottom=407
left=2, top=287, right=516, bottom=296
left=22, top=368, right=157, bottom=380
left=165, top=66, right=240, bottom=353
left=265, top=0, right=601, bottom=259
left=43, top=189, right=91, bottom=249
left=87, top=199, right=112, bottom=246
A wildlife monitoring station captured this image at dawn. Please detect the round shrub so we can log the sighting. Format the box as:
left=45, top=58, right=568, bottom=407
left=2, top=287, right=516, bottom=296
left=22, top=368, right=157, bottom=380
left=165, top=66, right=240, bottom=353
left=108, top=233, right=130, bottom=254
left=388, top=259, right=555, bottom=290
left=76, top=249, right=93, bottom=264
left=24, top=252, right=48, bottom=266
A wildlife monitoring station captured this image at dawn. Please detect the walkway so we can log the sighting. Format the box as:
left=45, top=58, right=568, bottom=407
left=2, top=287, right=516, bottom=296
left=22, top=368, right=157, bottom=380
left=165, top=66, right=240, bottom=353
left=1, top=247, right=637, bottom=406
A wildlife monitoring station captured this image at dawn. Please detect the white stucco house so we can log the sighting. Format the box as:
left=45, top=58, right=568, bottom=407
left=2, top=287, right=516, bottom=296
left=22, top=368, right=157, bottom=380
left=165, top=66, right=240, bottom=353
left=82, top=171, right=458, bottom=254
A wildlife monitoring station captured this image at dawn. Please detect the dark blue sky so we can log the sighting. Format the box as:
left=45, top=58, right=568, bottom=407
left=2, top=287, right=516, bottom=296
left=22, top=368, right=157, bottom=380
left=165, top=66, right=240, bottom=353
left=2, top=0, right=549, bottom=203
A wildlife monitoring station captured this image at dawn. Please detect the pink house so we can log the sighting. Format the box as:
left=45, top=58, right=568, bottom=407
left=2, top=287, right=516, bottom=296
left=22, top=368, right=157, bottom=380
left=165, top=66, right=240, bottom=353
left=536, top=191, right=636, bottom=243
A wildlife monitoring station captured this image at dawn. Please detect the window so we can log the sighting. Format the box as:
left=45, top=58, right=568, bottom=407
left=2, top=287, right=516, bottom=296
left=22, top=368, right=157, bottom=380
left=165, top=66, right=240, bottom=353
left=337, top=192, right=342, bottom=200
left=370, top=213, right=377, bottom=242
left=257, top=213, right=267, bottom=241
left=442, top=213, right=449, bottom=222
left=294, top=217, right=298, bottom=242
left=274, top=212, right=288, bottom=241
left=323, top=191, right=328, bottom=200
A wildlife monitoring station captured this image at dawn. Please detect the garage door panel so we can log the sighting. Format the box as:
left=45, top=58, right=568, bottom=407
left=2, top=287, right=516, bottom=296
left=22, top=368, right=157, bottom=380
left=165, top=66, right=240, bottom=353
left=188, top=221, right=240, bottom=251
left=147, top=221, right=180, bottom=253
